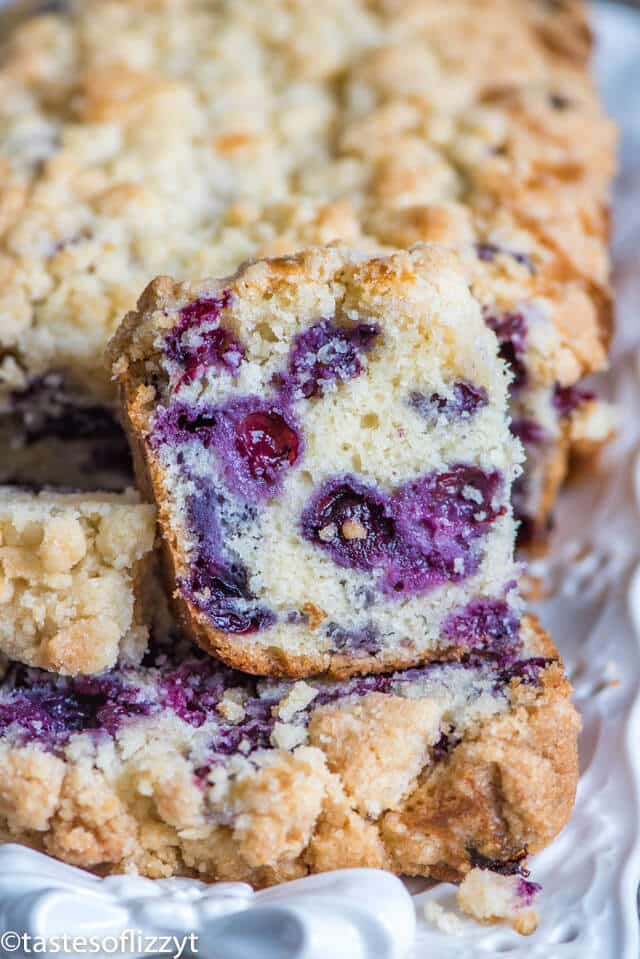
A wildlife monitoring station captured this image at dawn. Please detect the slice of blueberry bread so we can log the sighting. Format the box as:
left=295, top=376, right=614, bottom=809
left=109, top=245, right=526, bottom=677
left=0, top=616, right=579, bottom=909
left=0, top=490, right=155, bottom=676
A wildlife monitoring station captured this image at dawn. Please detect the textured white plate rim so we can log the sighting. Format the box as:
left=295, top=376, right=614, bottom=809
left=621, top=568, right=640, bottom=959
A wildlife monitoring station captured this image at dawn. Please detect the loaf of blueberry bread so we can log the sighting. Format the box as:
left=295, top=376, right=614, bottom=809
left=0, top=616, right=579, bottom=916
left=0, top=489, right=155, bottom=676
left=109, top=245, right=530, bottom=677
left=0, top=0, right=615, bottom=545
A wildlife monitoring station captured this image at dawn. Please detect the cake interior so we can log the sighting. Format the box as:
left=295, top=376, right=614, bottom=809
left=130, top=253, right=526, bottom=668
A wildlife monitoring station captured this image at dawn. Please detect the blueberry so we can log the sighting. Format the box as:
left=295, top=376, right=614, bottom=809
left=511, top=418, right=547, bottom=446
left=552, top=384, right=594, bottom=418
left=152, top=398, right=302, bottom=500
left=302, top=466, right=505, bottom=597
left=442, top=599, right=521, bottom=657
left=301, top=477, right=395, bottom=571
left=164, top=292, right=244, bottom=387
left=276, top=319, right=379, bottom=399
left=235, top=410, right=300, bottom=482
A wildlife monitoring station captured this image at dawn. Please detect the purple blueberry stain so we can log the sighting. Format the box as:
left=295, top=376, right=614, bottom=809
left=9, top=374, right=123, bottom=445
left=274, top=319, right=380, bottom=399
left=159, top=661, right=277, bottom=763
left=516, top=877, right=542, bottom=906
left=511, top=418, right=548, bottom=446
left=409, top=381, right=488, bottom=422
left=386, top=466, right=505, bottom=595
left=324, top=622, right=381, bottom=657
left=152, top=396, right=302, bottom=500
left=180, top=560, right=276, bottom=636
left=0, top=663, right=156, bottom=748
left=305, top=663, right=455, bottom=711
left=212, top=697, right=276, bottom=756
left=306, top=651, right=547, bottom=716
left=235, top=408, right=300, bottom=483
left=500, top=657, right=552, bottom=686
left=0, top=631, right=551, bottom=767
left=150, top=395, right=299, bottom=633
left=0, top=643, right=279, bottom=759
left=4, top=373, right=133, bottom=485
left=286, top=609, right=307, bottom=624
left=431, top=731, right=459, bottom=762
left=465, top=847, right=541, bottom=907
left=215, top=397, right=302, bottom=499
left=485, top=310, right=528, bottom=391
left=149, top=402, right=218, bottom=449
left=164, top=291, right=244, bottom=388
left=301, top=466, right=505, bottom=597
left=442, top=599, right=521, bottom=659
left=158, top=652, right=231, bottom=727
left=180, top=481, right=276, bottom=636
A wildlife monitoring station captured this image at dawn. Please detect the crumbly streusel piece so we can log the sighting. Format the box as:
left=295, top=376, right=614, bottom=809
left=0, top=490, right=155, bottom=675
left=109, top=245, right=526, bottom=677
left=457, top=867, right=540, bottom=936
left=0, top=616, right=579, bottom=907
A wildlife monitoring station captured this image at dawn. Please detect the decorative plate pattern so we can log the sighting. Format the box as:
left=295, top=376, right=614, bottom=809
left=0, top=847, right=415, bottom=959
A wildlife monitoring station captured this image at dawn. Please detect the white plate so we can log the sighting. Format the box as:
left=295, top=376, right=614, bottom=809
left=0, top=4, right=639, bottom=958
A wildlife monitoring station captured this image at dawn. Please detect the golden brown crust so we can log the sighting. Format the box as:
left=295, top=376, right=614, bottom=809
left=44, top=767, right=138, bottom=868
left=381, top=660, right=578, bottom=881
